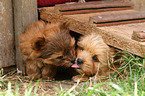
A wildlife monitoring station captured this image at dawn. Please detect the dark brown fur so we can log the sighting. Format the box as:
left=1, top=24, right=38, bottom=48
left=39, top=31, right=76, bottom=79
left=40, top=31, right=76, bottom=66
left=20, top=20, right=76, bottom=80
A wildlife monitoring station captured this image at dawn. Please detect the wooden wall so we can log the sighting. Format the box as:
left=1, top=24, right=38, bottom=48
left=13, top=0, right=38, bottom=73
left=0, top=0, right=15, bottom=68
left=0, top=0, right=38, bottom=74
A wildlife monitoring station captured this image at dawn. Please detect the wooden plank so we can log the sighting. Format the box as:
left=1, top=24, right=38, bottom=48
left=13, top=0, right=38, bottom=74
left=0, top=0, right=15, bottom=67
left=131, top=0, right=145, bottom=11
left=61, top=7, right=132, bottom=15
left=54, top=1, right=133, bottom=15
left=94, top=20, right=145, bottom=27
left=97, top=23, right=145, bottom=57
left=40, top=7, right=96, bottom=35
left=55, top=1, right=133, bottom=11
left=89, top=11, right=145, bottom=26
left=90, top=11, right=145, bottom=23
left=132, top=31, right=145, bottom=42
left=65, top=10, right=136, bottom=23
left=40, top=7, right=145, bottom=57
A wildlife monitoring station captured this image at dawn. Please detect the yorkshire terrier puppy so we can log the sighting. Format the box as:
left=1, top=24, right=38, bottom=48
left=19, top=20, right=46, bottom=79
left=20, top=20, right=46, bottom=59
left=39, top=31, right=76, bottom=79
left=20, top=20, right=76, bottom=80
left=72, top=33, right=118, bottom=82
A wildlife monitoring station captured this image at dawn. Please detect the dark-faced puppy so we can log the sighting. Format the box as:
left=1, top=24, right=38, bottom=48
left=20, top=19, right=76, bottom=80
left=39, top=31, right=76, bottom=79
left=72, top=33, right=117, bottom=82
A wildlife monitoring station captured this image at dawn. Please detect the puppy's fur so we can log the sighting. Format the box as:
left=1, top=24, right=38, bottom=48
left=40, top=31, right=75, bottom=67
left=39, top=31, right=76, bottom=79
left=20, top=20, right=76, bottom=80
left=72, top=33, right=118, bottom=82
left=20, top=20, right=45, bottom=79
left=20, top=20, right=45, bottom=59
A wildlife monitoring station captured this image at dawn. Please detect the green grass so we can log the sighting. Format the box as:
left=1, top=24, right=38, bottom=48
left=0, top=51, right=145, bottom=96
left=0, top=79, right=40, bottom=96
left=0, top=69, right=40, bottom=96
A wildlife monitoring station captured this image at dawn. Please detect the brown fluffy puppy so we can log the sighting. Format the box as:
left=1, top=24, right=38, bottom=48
left=19, top=20, right=46, bottom=79
left=20, top=20, right=46, bottom=59
left=20, top=20, right=76, bottom=79
left=39, top=31, right=76, bottom=79
left=72, top=33, right=117, bottom=82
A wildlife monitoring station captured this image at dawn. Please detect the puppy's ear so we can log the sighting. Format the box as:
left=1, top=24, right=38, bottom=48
left=31, top=37, right=46, bottom=51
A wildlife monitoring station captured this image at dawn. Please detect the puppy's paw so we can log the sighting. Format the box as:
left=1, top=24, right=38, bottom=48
left=72, top=75, right=88, bottom=82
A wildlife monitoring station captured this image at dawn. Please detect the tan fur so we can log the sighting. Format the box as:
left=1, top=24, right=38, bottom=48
left=19, top=20, right=46, bottom=79
left=25, top=59, right=43, bottom=79
left=20, top=20, right=45, bottom=57
left=20, top=20, right=76, bottom=80
left=43, top=22, right=68, bottom=41
left=72, top=33, right=117, bottom=82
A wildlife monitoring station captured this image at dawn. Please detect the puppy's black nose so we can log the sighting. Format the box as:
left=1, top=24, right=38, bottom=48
left=77, top=58, right=83, bottom=65
left=71, top=57, right=76, bottom=64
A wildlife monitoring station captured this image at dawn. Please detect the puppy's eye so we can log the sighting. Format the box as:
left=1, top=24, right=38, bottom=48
left=92, top=56, right=99, bottom=62
left=57, top=56, right=63, bottom=59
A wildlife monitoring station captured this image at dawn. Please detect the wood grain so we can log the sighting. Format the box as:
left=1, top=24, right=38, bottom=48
left=13, top=0, right=38, bottom=74
left=131, top=0, right=145, bottom=11
left=0, top=0, right=15, bottom=67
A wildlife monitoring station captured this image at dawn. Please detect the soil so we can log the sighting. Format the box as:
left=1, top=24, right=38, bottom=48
left=1, top=70, right=80, bottom=96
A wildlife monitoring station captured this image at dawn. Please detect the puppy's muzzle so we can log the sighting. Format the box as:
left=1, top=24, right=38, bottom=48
left=77, top=58, right=83, bottom=65
left=71, top=58, right=83, bottom=68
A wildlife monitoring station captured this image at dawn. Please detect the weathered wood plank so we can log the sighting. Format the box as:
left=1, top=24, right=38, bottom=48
left=0, top=0, right=15, bottom=67
left=40, top=7, right=145, bottom=57
left=97, top=24, right=145, bottom=57
left=54, top=1, right=133, bottom=15
left=55, top=1, right=133, bottom=11
left=89, top=11, right=145, bottom=26
left=13, top=0, right=38, bottom=74
left=131, top=0, right=145, bottom=11
left=90, top=11, right=145, bottom=23
left=65, top=10, right=136, bottom=23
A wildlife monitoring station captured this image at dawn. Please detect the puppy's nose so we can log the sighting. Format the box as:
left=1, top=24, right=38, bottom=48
left=71, top=57, right=76, bottom=64
left=77, top=58, right=83, bottom=65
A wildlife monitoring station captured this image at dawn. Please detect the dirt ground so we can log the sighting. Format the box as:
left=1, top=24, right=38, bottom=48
left=1, top=69, right=82, bottom=95
left=1, top=65, right=117, bottom=95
